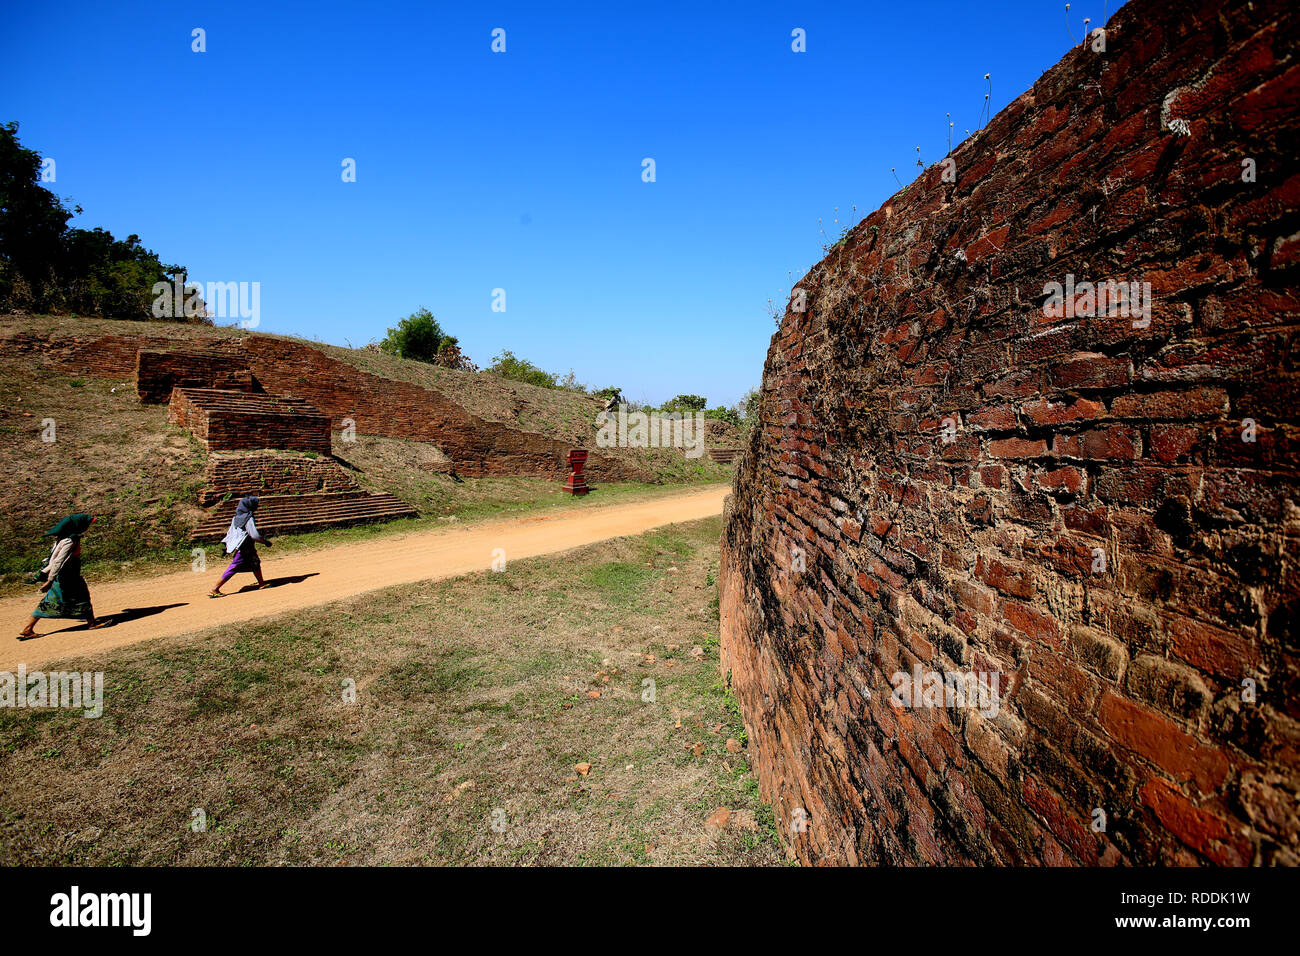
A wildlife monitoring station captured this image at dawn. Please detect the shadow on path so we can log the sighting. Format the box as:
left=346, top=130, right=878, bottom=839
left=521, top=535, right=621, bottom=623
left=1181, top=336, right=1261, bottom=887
left=21, top=603, right=189, bottom=640
left=234, top=572, right=319, bottom=593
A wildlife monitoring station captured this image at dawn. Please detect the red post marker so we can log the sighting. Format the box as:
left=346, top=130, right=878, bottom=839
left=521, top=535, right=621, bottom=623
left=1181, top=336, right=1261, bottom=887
left=563, top=448, right=590, bottom=495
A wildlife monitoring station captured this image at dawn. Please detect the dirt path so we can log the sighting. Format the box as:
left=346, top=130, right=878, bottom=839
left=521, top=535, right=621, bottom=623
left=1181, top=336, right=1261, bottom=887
left=1, top=485, right=728, bottom=671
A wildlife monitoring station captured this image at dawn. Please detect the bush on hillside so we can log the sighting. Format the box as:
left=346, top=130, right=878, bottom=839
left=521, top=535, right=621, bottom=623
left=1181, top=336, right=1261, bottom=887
left=380, top=308, right=458, bottom=364
left=488, top=350, right=558, bottom=389
left=661, top=394, right=707, bottom=413
left=703, top=406, right=741, bottom=427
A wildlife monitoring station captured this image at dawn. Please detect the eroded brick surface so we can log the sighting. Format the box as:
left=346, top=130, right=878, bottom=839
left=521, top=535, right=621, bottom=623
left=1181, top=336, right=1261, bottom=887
left=721, top=0, right=1299, bottom=865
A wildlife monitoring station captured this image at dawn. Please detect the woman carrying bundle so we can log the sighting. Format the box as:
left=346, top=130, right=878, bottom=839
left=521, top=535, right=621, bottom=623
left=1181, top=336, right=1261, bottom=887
left=18, top=513, right=106, bottom=639
left=209, top=496, right=273, bottom=598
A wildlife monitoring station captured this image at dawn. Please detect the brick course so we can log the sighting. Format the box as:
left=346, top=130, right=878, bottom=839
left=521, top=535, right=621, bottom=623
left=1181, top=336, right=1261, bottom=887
left=169, top=388, right=333, bottom=455
left=720, top=0, right=1300, bottom=865
left=199, top=454, right=359, bottom=505
left=136, top=348, right=254, bottom=403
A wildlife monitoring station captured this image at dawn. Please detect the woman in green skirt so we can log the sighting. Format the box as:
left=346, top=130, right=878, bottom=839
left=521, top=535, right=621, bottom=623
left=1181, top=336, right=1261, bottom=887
left=18, top=513, right=106, bottom=639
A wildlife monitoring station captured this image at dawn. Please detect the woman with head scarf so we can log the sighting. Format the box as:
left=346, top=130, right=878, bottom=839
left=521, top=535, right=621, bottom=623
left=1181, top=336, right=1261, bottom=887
left=18, top=513, right=106, bottom=638
left=209, top=496, right=272, bottom=597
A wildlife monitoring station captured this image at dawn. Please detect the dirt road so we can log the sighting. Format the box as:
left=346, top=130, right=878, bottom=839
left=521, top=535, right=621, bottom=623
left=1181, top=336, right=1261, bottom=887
left=1, top=485, right=728, bottom=671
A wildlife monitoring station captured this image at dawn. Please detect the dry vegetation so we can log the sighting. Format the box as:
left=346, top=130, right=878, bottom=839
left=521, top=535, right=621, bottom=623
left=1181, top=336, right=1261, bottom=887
left=0, top=352, right=208, bottom=579
left=0, top=516, right=785, bottom=866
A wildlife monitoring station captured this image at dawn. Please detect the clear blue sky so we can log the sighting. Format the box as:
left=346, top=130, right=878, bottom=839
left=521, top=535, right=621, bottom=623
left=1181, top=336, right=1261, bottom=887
left=0, top=1, right=1113, bottom=408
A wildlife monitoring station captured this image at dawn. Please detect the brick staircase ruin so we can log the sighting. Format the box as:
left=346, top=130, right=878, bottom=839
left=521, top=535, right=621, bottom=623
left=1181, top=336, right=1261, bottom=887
left=195, top=491, right=416, bottom=539
left=163, top=385, right=417, bottom=538
left=200, top=453, right=361, bottom=506
left=169, top=388, right=333, bottom=454
left=136, top=347, right=254, bottom=403
left=707, top=447, right=742, bottom=465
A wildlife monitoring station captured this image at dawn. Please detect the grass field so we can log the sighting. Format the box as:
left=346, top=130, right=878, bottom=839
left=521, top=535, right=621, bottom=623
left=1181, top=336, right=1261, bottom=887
left=0, top=515, right=786, bottom=866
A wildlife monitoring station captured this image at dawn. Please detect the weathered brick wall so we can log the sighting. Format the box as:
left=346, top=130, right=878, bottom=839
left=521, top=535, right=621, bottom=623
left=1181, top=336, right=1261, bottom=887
left=721, top=0, right=1299, bottom=866
left=0, top=330, right=245, bottom=378
left=136, top=348, right=255, bottom=403
left=169, top=388, right=333, bottom=455
left=241, top=336, right=652, bottom=481
left=200, top=454, right=358, bottom=505
left=0, top=325, right=651, bottom=481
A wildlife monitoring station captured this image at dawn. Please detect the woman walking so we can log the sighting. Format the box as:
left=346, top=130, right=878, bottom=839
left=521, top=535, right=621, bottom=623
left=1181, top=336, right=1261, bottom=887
left=209, top=496, right=272, bottom=597
left=18, top=513, right=106, bottom=638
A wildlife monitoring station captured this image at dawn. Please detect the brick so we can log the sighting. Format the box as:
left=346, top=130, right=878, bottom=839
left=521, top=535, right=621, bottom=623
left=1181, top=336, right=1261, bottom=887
left=1139, top=779, right=1251, bottom=866
left=1111, top=387, right=1228, bottom=419
left=1000, top=600, right=1063, bottom=649
left=1050, top=352, right=1132, bottom=389
left=988, top=437, right=1048, bottom=459
left=975, top=556, right=1035, bottom=599
left=1021, top=396, right=1106, bottom=426
left=1032, top=465, right=1086, bottom=495
left=1052, top=427, right=1140, bottom=460
left=1097, top=692, right=1229, bottom=794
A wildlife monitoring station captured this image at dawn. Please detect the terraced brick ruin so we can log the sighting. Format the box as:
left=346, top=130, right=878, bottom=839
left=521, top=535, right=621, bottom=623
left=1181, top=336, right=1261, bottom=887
left=168, top=388, right=333, bottom=455
left=1, top=326, right=652, bottom=483
left=721, top=0, right=1299, bottom=864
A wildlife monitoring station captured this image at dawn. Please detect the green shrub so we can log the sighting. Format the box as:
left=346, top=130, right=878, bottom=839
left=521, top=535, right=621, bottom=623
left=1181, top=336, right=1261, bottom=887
left=380, top=308, right=456, bottom=364
left=487, top=350, right=557, bottom=388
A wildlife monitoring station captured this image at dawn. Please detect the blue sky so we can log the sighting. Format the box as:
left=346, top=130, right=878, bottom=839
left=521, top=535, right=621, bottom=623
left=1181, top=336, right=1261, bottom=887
left=0, top=1, right=1114, bottom=407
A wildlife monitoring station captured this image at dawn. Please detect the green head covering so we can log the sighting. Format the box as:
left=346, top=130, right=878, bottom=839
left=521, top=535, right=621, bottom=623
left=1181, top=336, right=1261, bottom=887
left=46, top=514, right=94, bottom=538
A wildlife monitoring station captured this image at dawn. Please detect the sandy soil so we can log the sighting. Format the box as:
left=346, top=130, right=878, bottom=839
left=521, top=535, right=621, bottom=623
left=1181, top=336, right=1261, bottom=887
left=1, top=485, right=728, bottom=671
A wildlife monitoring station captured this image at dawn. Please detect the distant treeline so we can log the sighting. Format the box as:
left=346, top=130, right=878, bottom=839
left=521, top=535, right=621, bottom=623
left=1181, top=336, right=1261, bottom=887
left=0, top=122, right=191, bottom=320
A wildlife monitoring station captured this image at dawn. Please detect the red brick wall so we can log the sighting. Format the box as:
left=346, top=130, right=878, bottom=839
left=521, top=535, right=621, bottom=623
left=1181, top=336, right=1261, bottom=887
left=200, top=454, right=358, bottom=505
left=136, top=349, right=254, bottom=403
left=168, top=388, right=333, bottom=455
left=721, top=0, right=1299, bottom=866
left=240, top=336, right=650, bottom=481
left=0, top=326, right=650, bottom=481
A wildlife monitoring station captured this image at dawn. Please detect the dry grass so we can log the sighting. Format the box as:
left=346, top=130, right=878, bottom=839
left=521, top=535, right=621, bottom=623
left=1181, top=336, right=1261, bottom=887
left=0, top=515, right=786, bottom=866
left=0, top=353, right=208, bottom=579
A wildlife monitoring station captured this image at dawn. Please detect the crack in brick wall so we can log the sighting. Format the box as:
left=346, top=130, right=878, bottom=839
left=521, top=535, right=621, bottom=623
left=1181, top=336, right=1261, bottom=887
left=720, top=0, right=1299, bottom=865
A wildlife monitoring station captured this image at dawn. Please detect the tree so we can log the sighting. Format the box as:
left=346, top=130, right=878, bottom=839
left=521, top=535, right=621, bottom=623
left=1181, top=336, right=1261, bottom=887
left=380, top=308, right=455, bottom=363
left=662, top=394, right=707, bottom=413
left=0, top=121, right=71, bottom=308
left=0, top=122, right=182, bottom=319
